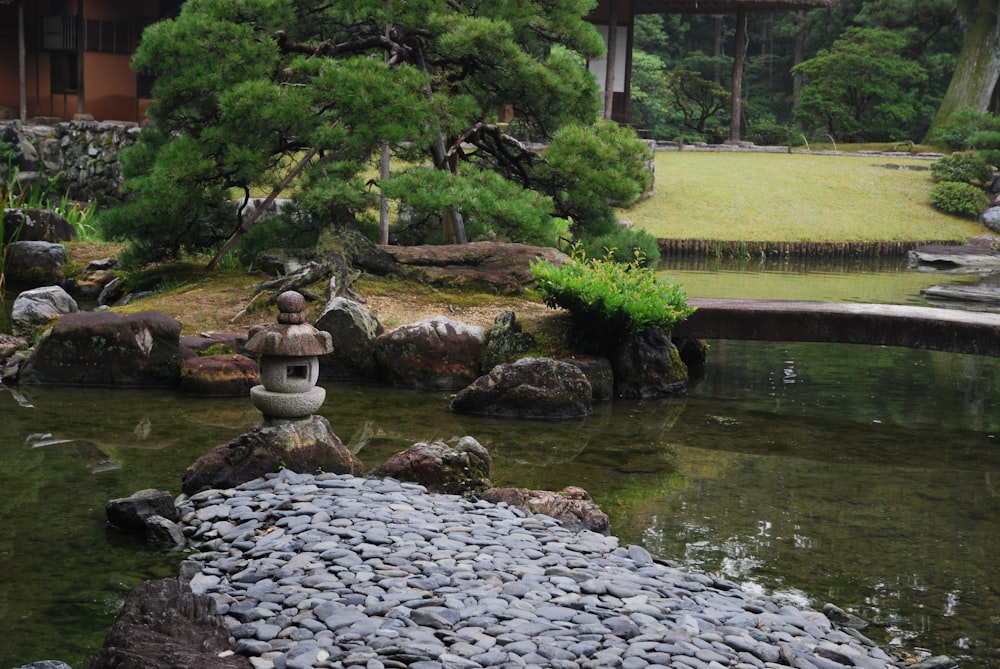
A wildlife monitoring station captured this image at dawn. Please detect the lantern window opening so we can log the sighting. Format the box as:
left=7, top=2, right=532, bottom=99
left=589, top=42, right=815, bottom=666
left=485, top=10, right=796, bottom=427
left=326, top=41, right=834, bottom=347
left=287, top=364, right=309, bottom=380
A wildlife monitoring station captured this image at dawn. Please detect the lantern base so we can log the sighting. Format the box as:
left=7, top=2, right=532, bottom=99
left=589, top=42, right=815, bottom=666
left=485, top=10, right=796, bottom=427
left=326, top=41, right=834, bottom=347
left=250, top=385, right=326, bottom=419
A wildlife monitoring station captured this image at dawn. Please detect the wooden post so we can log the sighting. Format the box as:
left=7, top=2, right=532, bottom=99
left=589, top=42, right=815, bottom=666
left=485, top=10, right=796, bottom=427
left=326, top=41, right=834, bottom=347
left=76, top=0, right=85, bottom=116
left=17, top=0, right=26, bottom=122
left=603, top=0, right=618, bottom=120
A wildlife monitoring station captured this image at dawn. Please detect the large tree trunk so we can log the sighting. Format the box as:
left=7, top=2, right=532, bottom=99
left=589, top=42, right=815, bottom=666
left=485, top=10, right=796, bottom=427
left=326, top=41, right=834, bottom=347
left=729, top=7, right=748, bottom=142
left=925, top=0, right=1000, bottom=142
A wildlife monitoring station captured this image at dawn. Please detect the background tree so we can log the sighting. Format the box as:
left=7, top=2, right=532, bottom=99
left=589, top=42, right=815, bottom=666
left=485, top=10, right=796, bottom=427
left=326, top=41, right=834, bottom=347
left=926, top=0, right=1000, bottom=141
left=791, top=27, right=927, bottom=141
left=102, top=0, right=651, bottom=267
left=630, top=0, right=962, bottom=144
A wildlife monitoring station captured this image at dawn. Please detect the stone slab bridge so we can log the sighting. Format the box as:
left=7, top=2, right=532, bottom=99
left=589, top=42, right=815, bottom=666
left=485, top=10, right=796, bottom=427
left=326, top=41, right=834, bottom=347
left=671, top=298, right=1000, bottom=357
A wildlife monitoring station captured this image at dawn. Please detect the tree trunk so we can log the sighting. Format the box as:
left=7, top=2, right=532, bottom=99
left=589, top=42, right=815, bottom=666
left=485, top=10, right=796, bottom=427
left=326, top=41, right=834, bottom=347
left=925, top=0, right=1000, bottom=142
left=729, top=7, right=748, bottom=142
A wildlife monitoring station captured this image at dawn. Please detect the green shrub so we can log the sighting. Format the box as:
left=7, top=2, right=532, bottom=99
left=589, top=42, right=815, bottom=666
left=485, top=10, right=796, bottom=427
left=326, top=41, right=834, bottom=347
left=936, top=110, right=1000, bottom=150
left=746, top=119, right=800, bottom=146
left=577, top=226, right=660, bottom=266
left=930, top=152, right=994, bottom=185
left=928, top=181, right=990, bottom=218
left=975, top=147, right=1000, bottom=170
left=530, top=250, right=695, bottom=345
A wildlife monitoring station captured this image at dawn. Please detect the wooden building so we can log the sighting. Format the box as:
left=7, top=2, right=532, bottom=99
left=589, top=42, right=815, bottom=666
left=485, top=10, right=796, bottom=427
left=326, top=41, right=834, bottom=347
left=0, top=0, right=181, bottom=122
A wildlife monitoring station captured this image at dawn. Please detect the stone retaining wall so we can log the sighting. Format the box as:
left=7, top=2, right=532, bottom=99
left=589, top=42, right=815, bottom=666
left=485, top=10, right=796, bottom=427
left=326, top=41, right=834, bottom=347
left=0, top=119, right=140, bottom=205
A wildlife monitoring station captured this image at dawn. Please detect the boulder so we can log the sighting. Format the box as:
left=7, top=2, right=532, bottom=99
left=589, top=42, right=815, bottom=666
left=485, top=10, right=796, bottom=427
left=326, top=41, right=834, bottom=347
left=17, top=310, right=186, bottom=387
left=981, top=206, right=1000, bottom=234
left=90, top=571, right=251, bottom=669
left=10, top=285, right=78, bottom=338
left=106, top=489, right=184, bottom=546
left=5, top=241, right=67, bottom=286
left=71, top=267, right=117, bottom=302
left=0, top=333, right=27, bottom=364
left=106, top=489, right=179, bottom=533
left=611, top=327, right=688, bottom=399
left=181, top=415, right=363, bottom=495
left=562, top=355, right=614, bottom=401
left=375, top=316, right=485, bottom=390
left=482, top=310, right=536, bottom=370
left=479, top=486, right=610, bottom=534
left=315, top=296, right=383, bottom=381
left=381, top=242, right=570, bottom=294
left=0, top=351, right=27, bottom=383
left=1, top=208, right=75, bottom=243
left=450, top=357, right=593, bottom=419
left=371, top=436, right=492, bottom=494
left=144, top=516, right=186, bottom=547
left=178, top=354, right=260, bottom=396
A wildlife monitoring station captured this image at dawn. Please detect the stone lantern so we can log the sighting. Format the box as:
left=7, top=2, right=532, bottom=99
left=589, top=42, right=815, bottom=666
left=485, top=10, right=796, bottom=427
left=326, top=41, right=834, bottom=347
left=245, top=290, right=333, bottom=420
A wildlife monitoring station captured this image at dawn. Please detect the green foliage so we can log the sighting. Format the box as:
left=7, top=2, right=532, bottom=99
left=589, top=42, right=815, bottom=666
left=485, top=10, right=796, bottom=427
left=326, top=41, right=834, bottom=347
left=577, top=226, right=660, bottom=267
left=928, top=181, right=990, bottom=218
left=106, top=0, right=629, bottom=264
left=664, top=70, right=731, bottom=135
left=935, top=110, right=1000, bottom=151
left=746, top=118, right=802, bottom=146
left=381, top=168, right=557, bottom=246
left=929, top=152, right=995, bottom=185
left=0, top=140, right=20, bottom=165
left=537, top=121, right=653, bottom=237
left=792, top=27, right=927, bottom=142
left=530, top=249, right=695, bottom=341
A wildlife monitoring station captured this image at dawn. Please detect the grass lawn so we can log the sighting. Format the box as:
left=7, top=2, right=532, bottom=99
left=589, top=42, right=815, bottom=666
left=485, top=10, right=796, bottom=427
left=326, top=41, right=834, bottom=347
left=624, top=152, right=988, bottom=243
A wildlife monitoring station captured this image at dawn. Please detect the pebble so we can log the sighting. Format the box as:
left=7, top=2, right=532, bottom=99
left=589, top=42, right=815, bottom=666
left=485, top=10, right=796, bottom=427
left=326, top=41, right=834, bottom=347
left=177, top=471, right=919, bottom=669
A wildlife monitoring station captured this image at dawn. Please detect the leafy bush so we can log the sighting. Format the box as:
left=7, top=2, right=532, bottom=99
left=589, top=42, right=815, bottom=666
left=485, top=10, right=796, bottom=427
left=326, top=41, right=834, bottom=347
left=746, top=119, right=801, bottom=146
left=930, top=152, right=994, bottom=185
left=577, top=226, right=660, bottom=266
left=936, top=110, right=1000, bottom=151
left=977, top=149, right=1000, bottom=170
left=537, top=120, right=653, bottom=237
left=928, top=181, right=990, bottom=218
left=382, top=167, right=557, bottom=246
left=530, top=250, right=695, bottom=344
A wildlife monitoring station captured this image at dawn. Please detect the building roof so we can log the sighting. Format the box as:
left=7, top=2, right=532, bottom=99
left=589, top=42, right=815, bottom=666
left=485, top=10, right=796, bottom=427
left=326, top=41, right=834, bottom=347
left=633, top=0, right=836, bottom=14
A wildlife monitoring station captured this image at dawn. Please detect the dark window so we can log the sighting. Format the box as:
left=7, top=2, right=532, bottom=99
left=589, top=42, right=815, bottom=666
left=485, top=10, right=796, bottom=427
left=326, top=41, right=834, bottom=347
left=50, top=51, right=78, bottom=93
left=85, top=18, right=133, bottom=54
left=136, top=69, right=157, bottom=99
left=42, top=14, right=77, bottom=50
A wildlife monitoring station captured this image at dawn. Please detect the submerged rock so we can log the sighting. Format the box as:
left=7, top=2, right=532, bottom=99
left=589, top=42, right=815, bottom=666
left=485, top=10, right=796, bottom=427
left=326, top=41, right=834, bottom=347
left=371, top=436, right=492, bottom=494
left=90, top=570, right=251, bottom=669
left=479, top=485, right=610, bottom=534
left=611, top=326, right=688, bottom=399
left=181, top=415, right=363, bottom=495
left=450, top=356, right=592, bottom=419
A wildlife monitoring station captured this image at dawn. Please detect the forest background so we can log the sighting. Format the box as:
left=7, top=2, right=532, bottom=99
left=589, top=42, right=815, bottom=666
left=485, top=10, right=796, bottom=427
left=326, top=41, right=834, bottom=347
left=629, top=0, right=988, bottom=145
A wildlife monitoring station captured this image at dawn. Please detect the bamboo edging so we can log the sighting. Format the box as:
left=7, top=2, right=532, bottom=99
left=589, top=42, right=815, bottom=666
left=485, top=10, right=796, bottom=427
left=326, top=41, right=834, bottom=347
left=655, top=238, right=957, bottom=259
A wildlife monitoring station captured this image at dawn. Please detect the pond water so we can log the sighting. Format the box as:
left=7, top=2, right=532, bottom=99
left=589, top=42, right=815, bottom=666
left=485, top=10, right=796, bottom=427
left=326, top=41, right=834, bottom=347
left=0, top=256, right=998, bottom=667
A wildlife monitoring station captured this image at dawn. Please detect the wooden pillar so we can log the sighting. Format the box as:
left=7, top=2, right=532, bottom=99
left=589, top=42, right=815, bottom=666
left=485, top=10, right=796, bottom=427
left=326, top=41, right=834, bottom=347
left=18, top=0, right=26, bottom=122
left=76, top=0, right=85, bottom=115
left=603, top=0, right=618, bottom=120
left=729, top=6, right=747, bottom=142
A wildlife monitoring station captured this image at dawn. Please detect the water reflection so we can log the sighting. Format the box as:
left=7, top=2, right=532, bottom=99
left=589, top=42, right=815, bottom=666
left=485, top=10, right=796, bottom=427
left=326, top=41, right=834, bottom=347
left=2, top=251, right=1000, bottom=666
